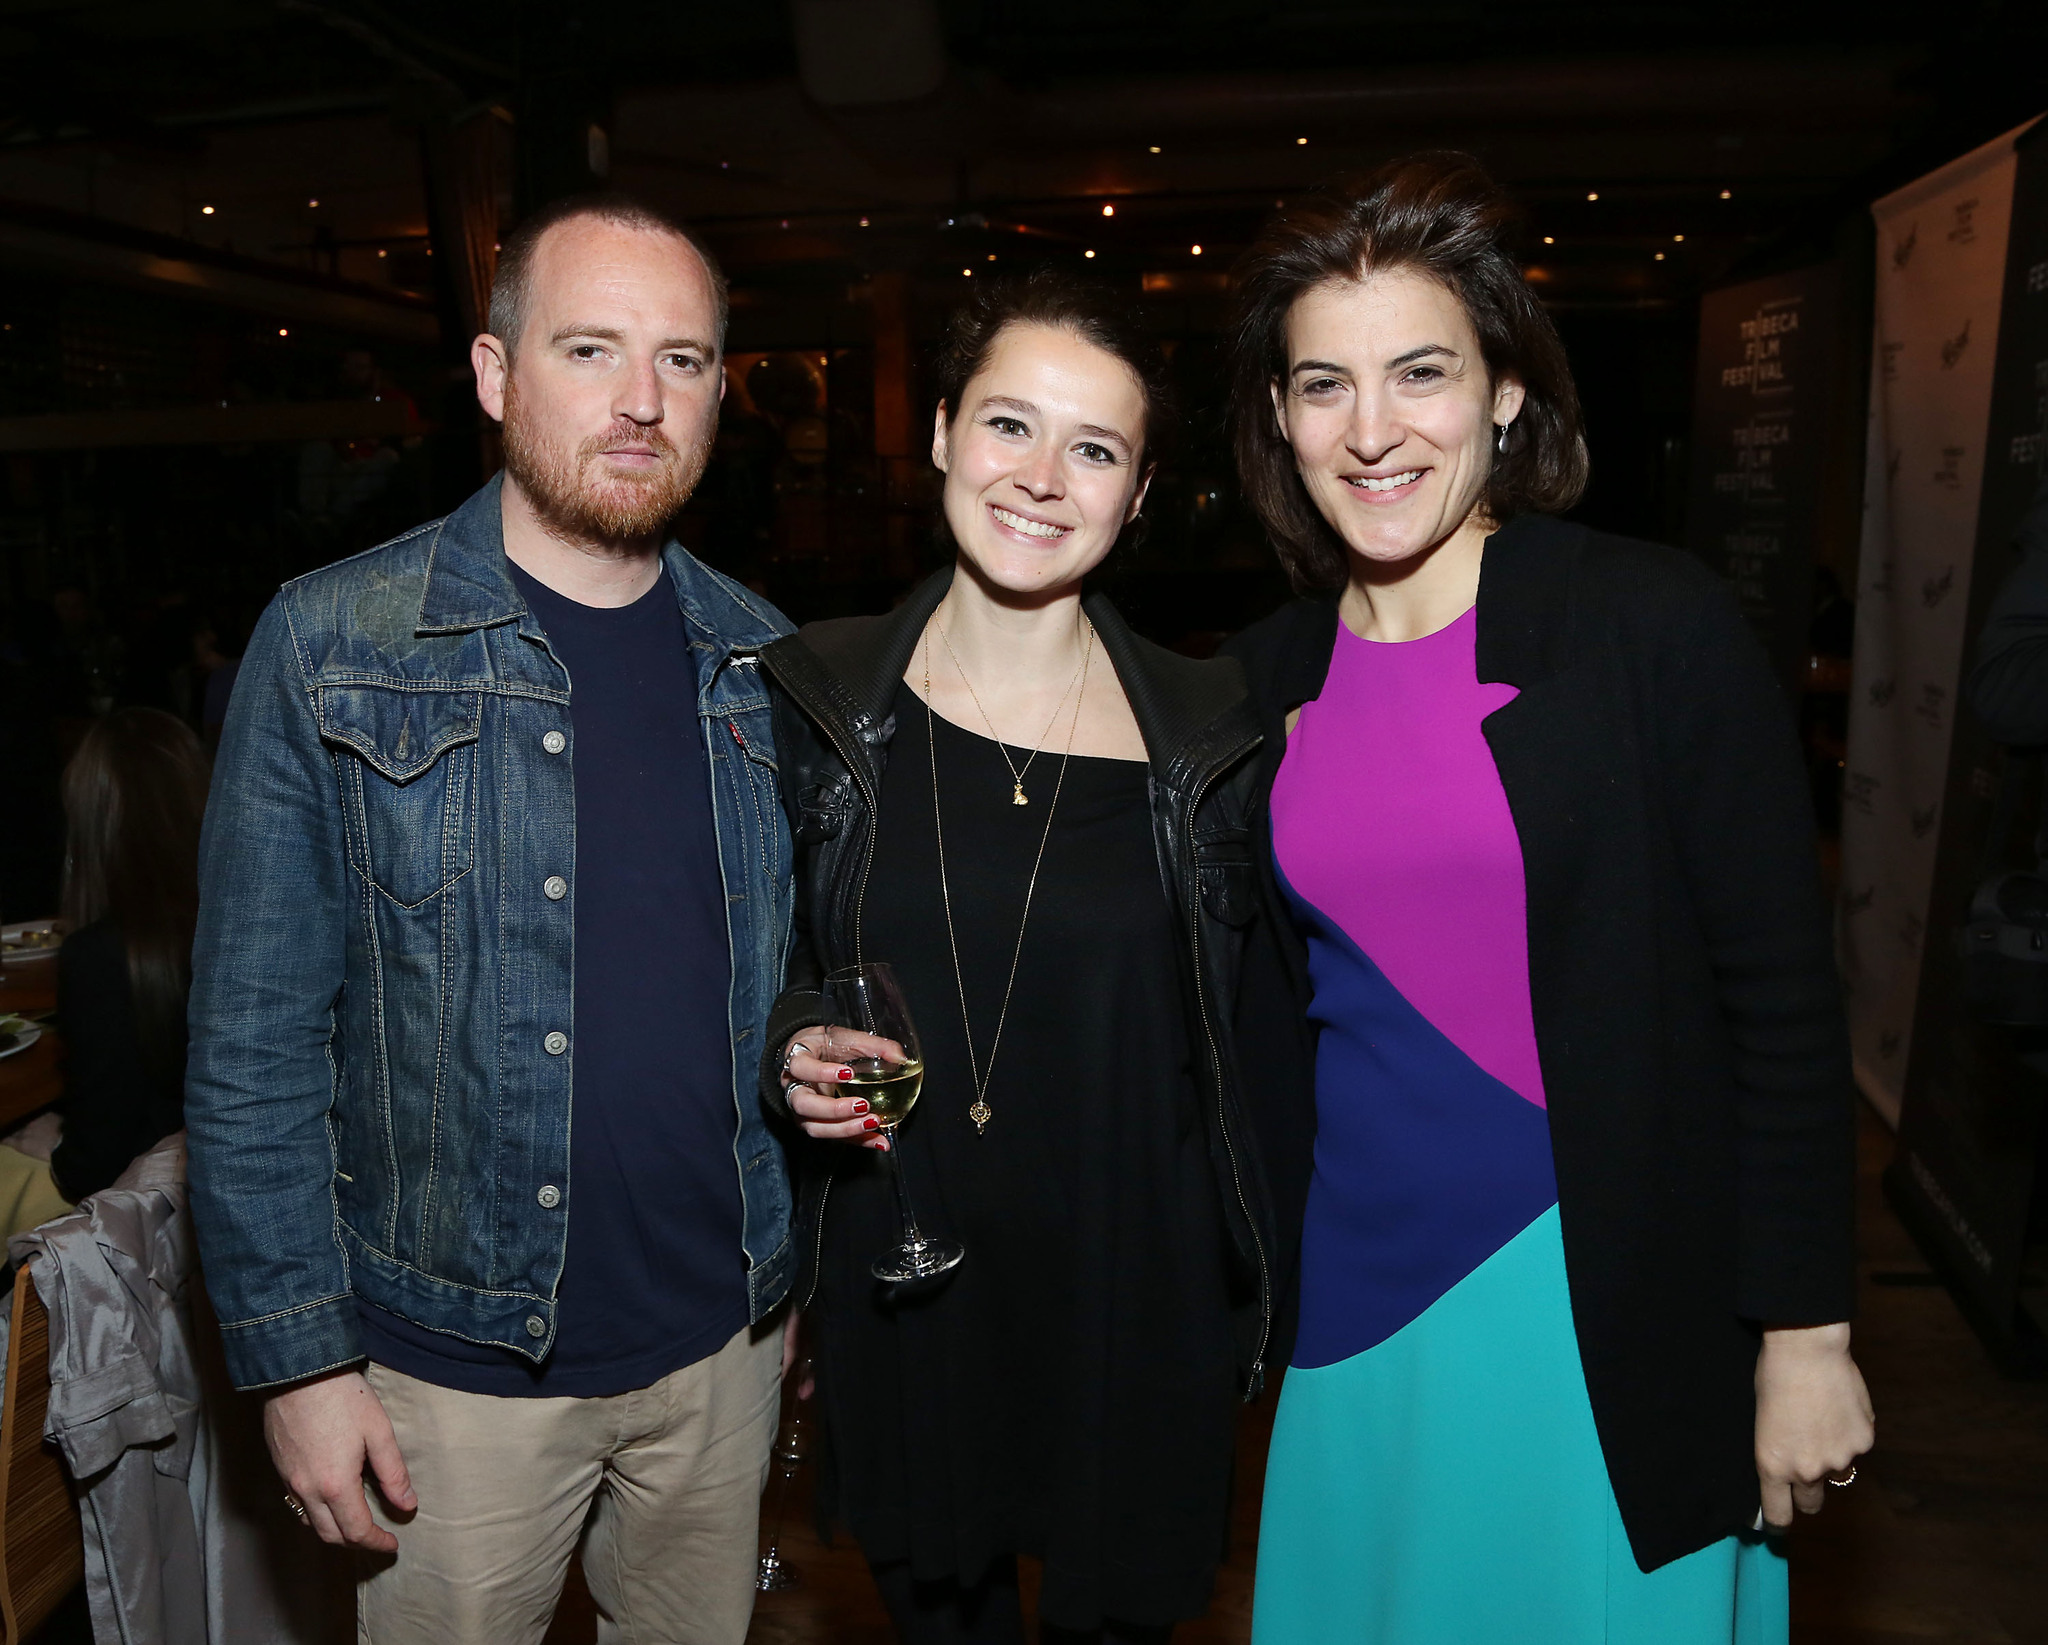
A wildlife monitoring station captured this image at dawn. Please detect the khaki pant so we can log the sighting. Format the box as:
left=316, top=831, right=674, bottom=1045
left=358, top=1322, right=782, bottom=1645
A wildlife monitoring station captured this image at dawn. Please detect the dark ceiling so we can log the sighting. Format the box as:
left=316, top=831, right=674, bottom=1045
left=0, top=0, right=2041, bottom=321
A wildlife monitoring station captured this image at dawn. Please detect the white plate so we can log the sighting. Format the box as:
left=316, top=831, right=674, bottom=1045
left=1, top=921, right=60, bottom=967
left=0, top=1018, right=40, bottom=1061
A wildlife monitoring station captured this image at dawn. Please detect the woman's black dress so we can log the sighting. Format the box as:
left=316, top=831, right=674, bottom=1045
left=813, top=684, right=1238, bottom=1631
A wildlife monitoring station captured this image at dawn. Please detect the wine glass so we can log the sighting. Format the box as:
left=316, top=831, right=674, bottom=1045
left=823, top=962, right=963, bottom=1283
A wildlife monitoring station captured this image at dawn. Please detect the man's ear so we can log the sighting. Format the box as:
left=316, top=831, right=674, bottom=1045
left=718, top=363, right=728, bottom=404
left=931, top=401, right=952, bottom=473
left=473, top=334, right=511, bottom=424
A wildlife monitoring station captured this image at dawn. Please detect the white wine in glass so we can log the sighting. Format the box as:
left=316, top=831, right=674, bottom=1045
left=842, top=1055, right=925, bottom=1126
left=823, top=963, right=962, bottom=1284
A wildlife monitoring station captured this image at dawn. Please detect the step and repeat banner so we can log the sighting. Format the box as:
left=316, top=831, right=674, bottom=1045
left=1838, top=116, right=2048, bottom=1352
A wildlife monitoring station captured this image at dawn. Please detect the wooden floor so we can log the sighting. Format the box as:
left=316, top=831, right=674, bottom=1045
left=544, top=1105, right=2048, bottom=1643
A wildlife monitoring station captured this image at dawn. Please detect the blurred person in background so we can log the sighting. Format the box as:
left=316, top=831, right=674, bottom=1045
left=0, top=707, right=207, bottom=1232
left=189, top=609, right=245, bottom=755
left=1221, top=154, right=1871, bottom=1644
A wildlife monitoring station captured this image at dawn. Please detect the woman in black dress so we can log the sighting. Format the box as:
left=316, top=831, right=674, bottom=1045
left=761, top=273, right=1285, bottom=1644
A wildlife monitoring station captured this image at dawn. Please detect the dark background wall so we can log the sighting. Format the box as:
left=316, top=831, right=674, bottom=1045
left=0, top=0, right=2044, bottom=917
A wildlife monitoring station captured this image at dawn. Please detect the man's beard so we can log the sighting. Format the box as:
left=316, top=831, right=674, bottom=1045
left=500, top=377, right=713, bottom=545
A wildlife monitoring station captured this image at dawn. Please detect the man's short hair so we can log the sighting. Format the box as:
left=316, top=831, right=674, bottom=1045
left=487, top=192, right=730, bottom=356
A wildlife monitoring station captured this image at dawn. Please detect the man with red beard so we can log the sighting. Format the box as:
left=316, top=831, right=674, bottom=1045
left=185, top=197, right=799, bottom=1642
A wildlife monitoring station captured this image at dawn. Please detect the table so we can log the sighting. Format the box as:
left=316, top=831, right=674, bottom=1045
left=0, top=965, right=56, bottom=1019
left=0, top=961, right=59, bottom=1131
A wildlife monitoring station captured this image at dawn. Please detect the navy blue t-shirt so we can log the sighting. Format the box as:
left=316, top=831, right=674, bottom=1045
left=357, top=561, right=749, bottom=1396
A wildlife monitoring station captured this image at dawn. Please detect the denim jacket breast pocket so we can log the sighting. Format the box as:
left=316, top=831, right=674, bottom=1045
left=319, top=685, right=483, bottom=909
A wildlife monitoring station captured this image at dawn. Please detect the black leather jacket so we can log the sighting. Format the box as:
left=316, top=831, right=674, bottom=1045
left=757, top=566, right=1281, bottom=1394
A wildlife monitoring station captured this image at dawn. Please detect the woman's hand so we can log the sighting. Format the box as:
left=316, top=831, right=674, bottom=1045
left=1754, top=1321, right=1874, bottom=1530
left=780, top=1026, right=904, bottom=1150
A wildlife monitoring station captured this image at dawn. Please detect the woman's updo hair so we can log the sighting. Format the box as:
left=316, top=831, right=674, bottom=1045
left=933, top=267, right=1177, bottom=469
left=1228, top=151, right=1589, bottom=592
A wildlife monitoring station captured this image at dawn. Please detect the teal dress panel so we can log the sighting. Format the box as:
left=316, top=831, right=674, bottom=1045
left=1251, top=1209, right=1787, bottom=1644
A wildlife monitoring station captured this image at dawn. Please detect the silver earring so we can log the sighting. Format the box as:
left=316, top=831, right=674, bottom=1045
left=1495, top=422, right=1510, bottom=455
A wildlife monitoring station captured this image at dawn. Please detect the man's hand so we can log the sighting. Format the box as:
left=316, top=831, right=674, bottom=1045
left=263, top=1368, right=417, bottom=1551
left=1755, top=1321, right=1874, bottom=1531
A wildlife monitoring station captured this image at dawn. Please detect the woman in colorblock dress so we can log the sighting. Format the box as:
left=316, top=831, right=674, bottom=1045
left=1220, top=154, right=1874, bottom=1643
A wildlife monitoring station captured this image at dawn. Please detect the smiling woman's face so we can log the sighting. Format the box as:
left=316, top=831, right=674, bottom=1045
left=1274, top=266, right=1524, bottom=572
left=935, top=321, right=1151, bottom=598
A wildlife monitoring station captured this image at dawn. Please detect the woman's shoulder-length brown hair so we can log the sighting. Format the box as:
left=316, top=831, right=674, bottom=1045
left=1228, top=151, right=1589, bottom=593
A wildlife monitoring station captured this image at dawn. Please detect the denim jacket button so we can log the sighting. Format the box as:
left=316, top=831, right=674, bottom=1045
left=525, top=1315, right=547, bottom=1337
left=537, top=1184, right=562, bottom=1209
left=542, top=730, right=567, bottom=755
left=543, top=876, right=568, bottom=900
left=544, top=1031, right=568, bottom=1056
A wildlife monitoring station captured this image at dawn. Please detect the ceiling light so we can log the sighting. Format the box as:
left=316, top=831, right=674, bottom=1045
left=1586, top=191, right=1599, bottom=202
left=307, top=198, right=319, bottom=208
left=201, top=205, right=215, bottom=215
left=278, top=327, right=289, bottom=336
left=1720, top=189, right=1732, bottom=199
left=1543, top=236, right=1555, bottom=244
left=1673, top=234, right=1685, bottom=243
left=1191, top=244, right=1203, bottom=255
left=376, top=248, right=387, bottom=258
left=1654, top=253, right=1666, bottom=261
left=1148, top=145, right=1161, bottom=154
left=1102, top=204, right=1115, bottom=217
left=1296, top=137, right=1308, bottom=146
left=1084, top=249, right=1096, bottom=258
left=962, top=267, right=972, bottom=276
left=859, top=216, right=870, bottom=227
left=987, top=253, right=997, bottom=261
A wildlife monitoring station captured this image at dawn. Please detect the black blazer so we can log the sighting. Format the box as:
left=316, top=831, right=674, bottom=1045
left=1221, top=512, right=1857, bottom=1573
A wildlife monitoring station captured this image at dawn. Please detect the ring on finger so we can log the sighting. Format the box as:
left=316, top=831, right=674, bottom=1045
left=1826, top=1466, right=1857, bottom=1488
left=285, top=1492, right=310, bottom=1525
left=781, top=1040, right=811, bottom=1079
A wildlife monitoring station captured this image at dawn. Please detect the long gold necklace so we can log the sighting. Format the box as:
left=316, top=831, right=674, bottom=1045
left=926, top=625, right=1094, bottom=1134
left=936, top=621, right=1088, bottom=805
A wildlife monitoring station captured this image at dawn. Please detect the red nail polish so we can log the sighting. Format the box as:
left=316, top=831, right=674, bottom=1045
left=836, top=1068, right=853, bottom=1082
left=851, top=1098, right=870, bottom=1114
left=863, top=1117, right=880, bottom=1130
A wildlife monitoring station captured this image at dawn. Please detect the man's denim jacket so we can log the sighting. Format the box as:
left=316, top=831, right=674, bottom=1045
left=186, top=476, right=797, bottom=1390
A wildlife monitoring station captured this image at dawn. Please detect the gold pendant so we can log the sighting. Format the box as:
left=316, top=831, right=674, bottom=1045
left=1012, top=782, right=1028, bottom=806
left=969, top=1099, right=992, bottom=1133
